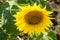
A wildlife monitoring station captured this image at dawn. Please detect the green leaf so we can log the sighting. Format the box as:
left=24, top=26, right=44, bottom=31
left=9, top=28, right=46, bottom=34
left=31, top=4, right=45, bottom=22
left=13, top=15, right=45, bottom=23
left=38, top=0, right=45, bottom=8
left=0, top=2, right=3, bottom=14
left=46, top=2, right=53, bottom=11
left=1, top=2, right=9, bottom=10
left=0, top=28, right=7, bottom=40
left=17, top=0, right=28, bottom=4
left=11, top=5, right=19, bottom=12
left=0, top=2, right=8, bottom=40
left=38, top=0, right=52, bottom=11
left=0, top=2, right=19, bottom=38
left=36, top=33, right=43, bottom=40
left=0, top=11, right=7, bottom=28
left=12, top=5, right=19, bottom=9
left=29, top=33, right=43, bottom=40
left=29, top=37, right=33, bottom=40
left=2, top=9, right=19, bottom=37
left=17, top=0, right=38, bottom=6
left=0, top=2, right=10, bottom=19
left=47, top=30, right=57, bottom=40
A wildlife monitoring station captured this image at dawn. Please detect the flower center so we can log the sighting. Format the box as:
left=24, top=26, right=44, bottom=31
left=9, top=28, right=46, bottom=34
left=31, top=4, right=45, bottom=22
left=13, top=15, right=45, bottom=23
left=24, top=10, right=43, bottom=25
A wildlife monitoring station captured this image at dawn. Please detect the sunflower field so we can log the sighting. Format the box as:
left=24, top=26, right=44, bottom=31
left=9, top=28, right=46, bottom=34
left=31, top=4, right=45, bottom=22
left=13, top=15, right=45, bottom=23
left=0, top=0, right=60, bottom=40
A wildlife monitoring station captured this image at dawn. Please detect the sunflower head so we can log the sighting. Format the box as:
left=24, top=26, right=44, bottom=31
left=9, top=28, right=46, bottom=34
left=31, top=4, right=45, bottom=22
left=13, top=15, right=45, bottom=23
left=13, top=3, right=53, bottom=36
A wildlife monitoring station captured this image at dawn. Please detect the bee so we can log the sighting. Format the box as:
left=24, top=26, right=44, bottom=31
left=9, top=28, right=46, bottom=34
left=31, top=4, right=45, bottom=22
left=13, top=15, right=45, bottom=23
left=51, top=10, right=60, bottom=40
left=51, top=11, right=58, bottom=26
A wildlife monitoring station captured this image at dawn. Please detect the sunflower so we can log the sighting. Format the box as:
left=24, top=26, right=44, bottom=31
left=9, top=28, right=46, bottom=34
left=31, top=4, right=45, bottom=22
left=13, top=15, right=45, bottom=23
left=13, top=3, right=53, bottom=35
